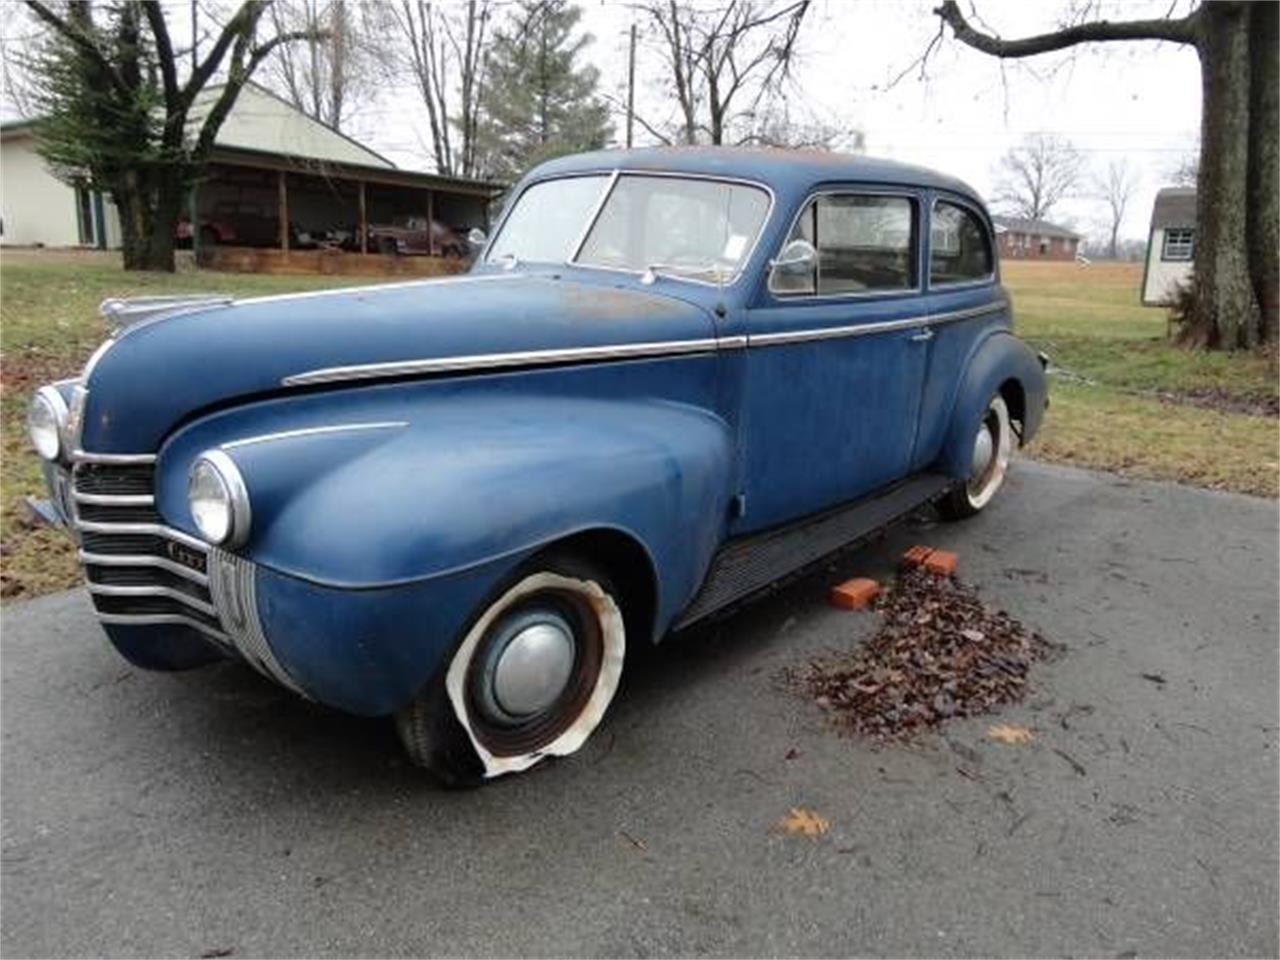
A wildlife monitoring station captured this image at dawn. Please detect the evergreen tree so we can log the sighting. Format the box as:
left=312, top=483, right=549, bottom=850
left=475, top=0, right=612, bottom=182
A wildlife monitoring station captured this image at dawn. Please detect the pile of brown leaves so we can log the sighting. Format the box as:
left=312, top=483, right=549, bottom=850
left=790, top=567, right=1052, bottom=739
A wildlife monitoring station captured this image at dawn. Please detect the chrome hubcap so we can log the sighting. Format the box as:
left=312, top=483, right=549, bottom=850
left=970, top=424, right=995, bottom=482
left=489, top=614, right=576, bottom=720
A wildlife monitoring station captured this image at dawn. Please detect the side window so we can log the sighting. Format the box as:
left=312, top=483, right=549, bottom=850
left=930, top=201, right=993, bottom=285
left=772, top=194, right=917, bottom=296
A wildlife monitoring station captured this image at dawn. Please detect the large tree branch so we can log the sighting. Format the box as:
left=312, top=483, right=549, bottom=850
left=140, top=1, right=178, bottom=109
left=23, top=0, right=127, bottom=93
left=934, top=0, right=1199, bottom=57
left=181, top=1, right=266, bottom=109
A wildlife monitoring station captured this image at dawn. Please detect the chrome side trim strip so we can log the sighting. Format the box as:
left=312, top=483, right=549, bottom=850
left=221, top=421, right=409, bottom=450
left=87, top=582, right=218, bottom=617
left=749, top=300, right=1006, bottom=348
left=74, top=520, right=209, bottom=550
left=72, top=450, right=156, bottom=465
left=79, top=551, right=209, bottom=586
left=279, top=301, right=1005, bottom=387
left=73, top=492, right=154, bottom=506
left=282, top=338, right=723, bottom=387
left=96, top=612, right=229, bottom=644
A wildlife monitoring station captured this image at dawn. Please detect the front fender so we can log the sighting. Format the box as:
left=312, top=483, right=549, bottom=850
left=158, top=389, right=734, bottom=635
left=935, top=331, right=1048, bottom=479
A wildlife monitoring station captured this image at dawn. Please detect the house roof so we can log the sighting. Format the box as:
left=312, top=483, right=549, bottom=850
left=188, top=81, right=397, bottom=170
left=2, top=83, right=506, bottom=195
left=990, top=215, right=1081, bottom=240
left=1150, top=187, right=1197, bottom=230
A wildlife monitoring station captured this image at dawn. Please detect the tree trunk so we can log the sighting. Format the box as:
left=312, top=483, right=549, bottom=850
left=1247, top=1, right=1279, bottom=349
left=113, top=171, right=180, bottom=272
left=1181, top=2, right=1259, bottom=349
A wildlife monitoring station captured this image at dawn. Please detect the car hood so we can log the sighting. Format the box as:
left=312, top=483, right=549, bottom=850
left=79, top=271, right=716, bottom=453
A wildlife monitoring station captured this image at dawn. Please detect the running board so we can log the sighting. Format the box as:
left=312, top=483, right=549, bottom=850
left=674, top=473, right=954, bottom=629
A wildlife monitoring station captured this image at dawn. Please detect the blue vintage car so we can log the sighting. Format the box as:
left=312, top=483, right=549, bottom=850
left=28, top=147, right=1046, bottom=784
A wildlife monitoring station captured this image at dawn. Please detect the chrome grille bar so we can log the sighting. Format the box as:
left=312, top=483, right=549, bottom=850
left=78, top=550, right=209, bottom=586
left=86, top=582, right=218, bottom=617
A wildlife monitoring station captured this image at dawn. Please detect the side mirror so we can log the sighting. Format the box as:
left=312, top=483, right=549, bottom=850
left=467, top=227, right=487, bottom=249
left=769, top=238, right=817, bottom=294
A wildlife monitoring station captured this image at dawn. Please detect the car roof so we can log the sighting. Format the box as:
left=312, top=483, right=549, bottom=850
left=526, top=146, right=983, bottom=204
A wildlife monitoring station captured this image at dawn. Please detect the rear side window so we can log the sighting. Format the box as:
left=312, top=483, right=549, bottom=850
left=930, top=201, right=993, bottom=285
left=773, top=194, right=917, bottom=296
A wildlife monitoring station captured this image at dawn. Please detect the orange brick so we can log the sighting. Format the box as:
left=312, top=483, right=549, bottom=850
left=922, top=549, right=958, bottom=575
left=830, top=578, right=880, bottom=610
left=901, top=545, right=934, bottom=569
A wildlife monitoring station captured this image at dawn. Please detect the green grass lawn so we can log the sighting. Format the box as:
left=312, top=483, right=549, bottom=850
left=1005, top=260, right=1278, bottom=495
left=0, top=250, right=388, bottom=601
left=0, top=251, right=1275, bottom=603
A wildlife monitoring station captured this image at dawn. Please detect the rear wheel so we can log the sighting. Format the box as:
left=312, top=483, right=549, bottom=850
left=937, top=393, right=1014, bottom=520
left=395, top=554, right=626, bottom=786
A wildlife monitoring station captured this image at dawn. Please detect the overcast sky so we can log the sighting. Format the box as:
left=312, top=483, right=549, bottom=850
left=358, top=0, right=1202, bottom=245
left=2, top=0, right=1202, bottom=245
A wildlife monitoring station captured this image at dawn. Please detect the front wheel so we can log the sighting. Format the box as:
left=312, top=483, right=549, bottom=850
left=395, top=555, right=626, bottom=786
left=937, top=393, right=1014, bottom=520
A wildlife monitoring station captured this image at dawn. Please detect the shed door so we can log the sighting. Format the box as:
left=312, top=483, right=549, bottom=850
left=735, top=191, right=929, bottom=535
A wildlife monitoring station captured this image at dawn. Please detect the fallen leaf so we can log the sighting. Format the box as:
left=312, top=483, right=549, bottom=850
left=988, top=723, right=1035, bottom=745
left=618, top=830, right=647, bottom=852
left=776, top=807, right=830, bottom=837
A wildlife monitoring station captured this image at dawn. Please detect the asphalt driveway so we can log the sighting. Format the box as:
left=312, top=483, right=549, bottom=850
left=2, top=461, right=1277, bottom=958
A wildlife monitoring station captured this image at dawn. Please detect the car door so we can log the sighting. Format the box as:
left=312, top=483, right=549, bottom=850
left=911, top=195, right=1003, bottom=471
left=734, top=188, right=931, bottom=534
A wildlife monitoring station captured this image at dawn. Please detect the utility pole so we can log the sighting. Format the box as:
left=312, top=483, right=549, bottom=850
left=189, top=0, right=200, bottom=263
left=625, top=21, right=636, bottom=149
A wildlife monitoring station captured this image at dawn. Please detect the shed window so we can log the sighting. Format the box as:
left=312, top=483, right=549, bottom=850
left=773, top=194, right=916, bottom=296
left=930, top=201, right=993, bottom=285
left=1162, top=228, right=1195, bottom=261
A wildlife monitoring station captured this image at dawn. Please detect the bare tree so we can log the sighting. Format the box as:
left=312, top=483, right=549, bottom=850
left=991, top=133, right=1082, bottom=222
left=635, top=0, right=809, bottom=146
left=1167, top=145, right=1199, bottom=188
left=1093, top=158, right=1137, bottom=260
left=22, top=0, right=324, bottom=271
left=929, top=1, right=1278, bottom=350
left=383, top=0, right=492, bottom=177
left=262, top=0, right=375, bottom=132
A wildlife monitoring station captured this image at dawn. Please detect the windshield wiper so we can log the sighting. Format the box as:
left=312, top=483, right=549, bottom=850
left=640, top=261, right=729, bottom=285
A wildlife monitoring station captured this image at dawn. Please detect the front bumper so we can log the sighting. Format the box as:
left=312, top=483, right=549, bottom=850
left=41, top=454, right=519, bottom=715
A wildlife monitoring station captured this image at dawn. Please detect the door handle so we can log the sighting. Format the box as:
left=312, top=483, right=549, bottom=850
left=910, top=328, right=935, bottom=342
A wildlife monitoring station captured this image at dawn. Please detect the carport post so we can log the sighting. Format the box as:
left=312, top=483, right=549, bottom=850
left=426, top=190, right=435, bottom=256
left=359, top=180, right=367, bottom=254
left=278, top=170, right=289, bottom=253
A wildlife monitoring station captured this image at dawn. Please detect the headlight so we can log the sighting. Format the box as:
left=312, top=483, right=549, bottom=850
left=188, top=450, right=251, bottom=547
left=28, top=386, right=69, bottom=461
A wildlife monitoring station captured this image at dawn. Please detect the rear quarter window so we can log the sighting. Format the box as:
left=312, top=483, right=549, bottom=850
left=930, top=201, right=993, bottom=286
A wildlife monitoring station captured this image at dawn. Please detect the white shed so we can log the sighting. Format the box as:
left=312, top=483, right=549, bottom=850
left=1141, top=187, right=1197, bottom=305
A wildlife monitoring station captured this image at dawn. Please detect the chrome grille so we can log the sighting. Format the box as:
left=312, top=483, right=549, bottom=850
left=71, top=458, right=303, bottom=695
left=72, top=460, right=225, bottom=643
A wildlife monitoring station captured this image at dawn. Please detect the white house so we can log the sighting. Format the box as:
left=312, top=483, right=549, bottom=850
left=1, top=82, right=499, bottom=255
left=0, top=119, right=122, bottom=248
left=1141, top=187, right=1196, bottom=305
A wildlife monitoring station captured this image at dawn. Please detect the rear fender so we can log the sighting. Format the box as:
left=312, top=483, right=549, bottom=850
left=936, top=331, right=1048, bottom=479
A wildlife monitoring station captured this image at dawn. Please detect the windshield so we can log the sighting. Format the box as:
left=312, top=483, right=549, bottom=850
left=487, top=173, right=771, bottom=283
left=487, top=175, right=609, bottom=264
